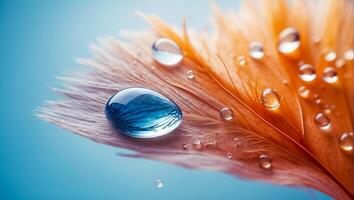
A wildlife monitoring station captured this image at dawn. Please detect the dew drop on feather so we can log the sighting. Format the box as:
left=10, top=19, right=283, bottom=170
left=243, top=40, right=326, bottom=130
left=152, top=38, right=183, bottom=67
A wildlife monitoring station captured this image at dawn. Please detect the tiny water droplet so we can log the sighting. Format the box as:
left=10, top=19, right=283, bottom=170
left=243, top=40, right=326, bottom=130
left=282, top=79, right=288, bottom=85
left=152, top=38, right=183, bottom=67
left=298, top=86, right=310, bottom=99
left=237, top=56, right=246, bottom=66
left=249, top=42, right=264, bottom=60
left=344, top=49, right=354, bottom=61
left=278, top=27, right=300, bottom=54
left=233, top=137, right=242, bottom=147
left=339, top=132, right=353, bottom=153
left=261, top=89, right=281, bottom=110
left=259, top=154, right=272, bottom=169
left=220, top=107, right=234, bottom=121
left=314, top=113, right=331, bottom=130
left=155, top=179, right=164, bottom=188
left=227, top=152, right=233, bottom=159
left=192, top=139, right=203, bottom=150
left=182, top=144, right=188, bottom=150
left=313, top=94, right=321, bottom=104
left=324, top=50, right=336, bottom=62
left=322, top=67, right=338, bottom=83
left=335, top=59, right=346, bottom=68
left=299, top=64, right=316, bottom=82
left=324, top=105, right=332, bottom=114
left=186, top=70, right=194, bottom=79
left=105, top=88, right=183, bottom=138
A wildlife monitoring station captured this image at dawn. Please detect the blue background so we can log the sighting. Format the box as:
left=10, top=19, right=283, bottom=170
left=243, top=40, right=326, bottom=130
left=0, top=0, right=331, bottom=199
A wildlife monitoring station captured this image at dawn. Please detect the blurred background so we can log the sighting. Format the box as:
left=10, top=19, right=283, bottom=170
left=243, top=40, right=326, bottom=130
left=0, top=0, right=331, bottom=199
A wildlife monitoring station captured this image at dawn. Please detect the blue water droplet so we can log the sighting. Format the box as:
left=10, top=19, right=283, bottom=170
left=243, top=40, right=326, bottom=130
left=105, top=88, right=183, bottom=138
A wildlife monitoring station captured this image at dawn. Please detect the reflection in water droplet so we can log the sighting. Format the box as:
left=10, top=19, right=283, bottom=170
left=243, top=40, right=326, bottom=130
left=339, top=132, right=353, bottom=153
left=152, top=38, right=183, bottom=67
left=220, top=107, right=234, bottom=121
left=323, top=67, right=338, bottom=83
left=249, top=42, right=264, bottom=60
left=278, top=27, right=300, bottom=54
left=261, top=89, right=281, bottom=110
left=324, top=51, right=336, bottom=62
left=335, top=59, right=346, bottom=68
left=105, top=88, right=183, bottom=138
left=186, top=70, right=194, bottom=79
left=314, top=113, right=331, bottom=130
left=344, top=49, right=354, bottom=61
left=259, top=154, right=272, bottom=169
left=192, top=139, right=203, bottom=150
left=298, top=86, right=310, bottom=98
left=237, top=56, right=246, bottom=66
left=183, top=144, right=188, bottom=150
left=227, top=152, right=233, bottom=159
left=155, top=179, right=164, bottom=188
left=299, top=64, right=316, bottom=82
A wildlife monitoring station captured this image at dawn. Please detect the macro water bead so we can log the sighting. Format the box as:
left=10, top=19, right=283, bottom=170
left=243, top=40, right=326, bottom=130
left=152, top=38, right=183, bottom=67
left=105, top=88, right=183, bottom=138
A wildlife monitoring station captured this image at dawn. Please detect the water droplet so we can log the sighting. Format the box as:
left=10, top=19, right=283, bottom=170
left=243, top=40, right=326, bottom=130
left=339, top=132, right=353, bottom=153
left=324, top=105, right=332, bottom=114
left=344, top=49, right=354, bottom=61
left=298, top=86, right=310, bottom=98
left=324, top=50, right=336, bottom=62
left=335, top=59, right=346, bottom=68
left=233, top=137, right=242, bottom=147
left=278, top=27, right=300, bottom=54
left=298, top=64, right=316, bottom=82
left=237, top=56, right=246, bottom=66
left=105, top=88, right=183, bottom=138
left=322, top=67, right=338, bottom=83
left=259, top=154, right=272, bottom=169
left=152, top=38, right=183, bottom=67
left=249, top=42, right=264, bottom=60
left=282, top=80, right=288, bottom=85
left=261, top=89, right=281, bottom=110
left=227, top=152, right=233, bottom=159
left=155, top=179, right=164, bottom=188
left=192, top=139, right=203, bottom=150
left=220, top=107, right=234, bottom=121
left=182, top=144, right=188, bottom=150
left=314, top=94, right=322, bottom=104
left=314, top=113, right=331, bottom=130
left=186, top=70, right=194, bottom=79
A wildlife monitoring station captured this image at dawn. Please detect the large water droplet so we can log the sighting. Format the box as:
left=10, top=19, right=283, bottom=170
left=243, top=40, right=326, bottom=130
left=261, top=89, right=281, bottom=110
left=344, top=49, right=354, bottom=61
left=155, top=179, right=164, bottom=188
left=278, top=27, right=300, bottom=54
left=220, top=107, right=234, bottom=121
left=314, top=113, right=331, bottom=130
left=322, top=67, right=338, bottom=83
left=259, top=154, right=272, bottom=169
left=298, top=86, right=310, bottom=99
left=249, top=42, right=264, bottom=60
left=339, top=132, right=353, bottom=153
left=299, top=64, right=316, bottom=82
left=105, top=88, right=183, bottom=138
left=152, top=38, right=183, bottom=67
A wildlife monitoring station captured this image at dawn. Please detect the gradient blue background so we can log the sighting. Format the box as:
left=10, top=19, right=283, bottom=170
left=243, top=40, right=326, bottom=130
left=0, top=0, right=331, bottom=199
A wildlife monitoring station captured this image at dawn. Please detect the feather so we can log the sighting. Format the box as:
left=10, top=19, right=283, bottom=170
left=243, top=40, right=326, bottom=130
left=36, top=0, right=353, bottom=199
